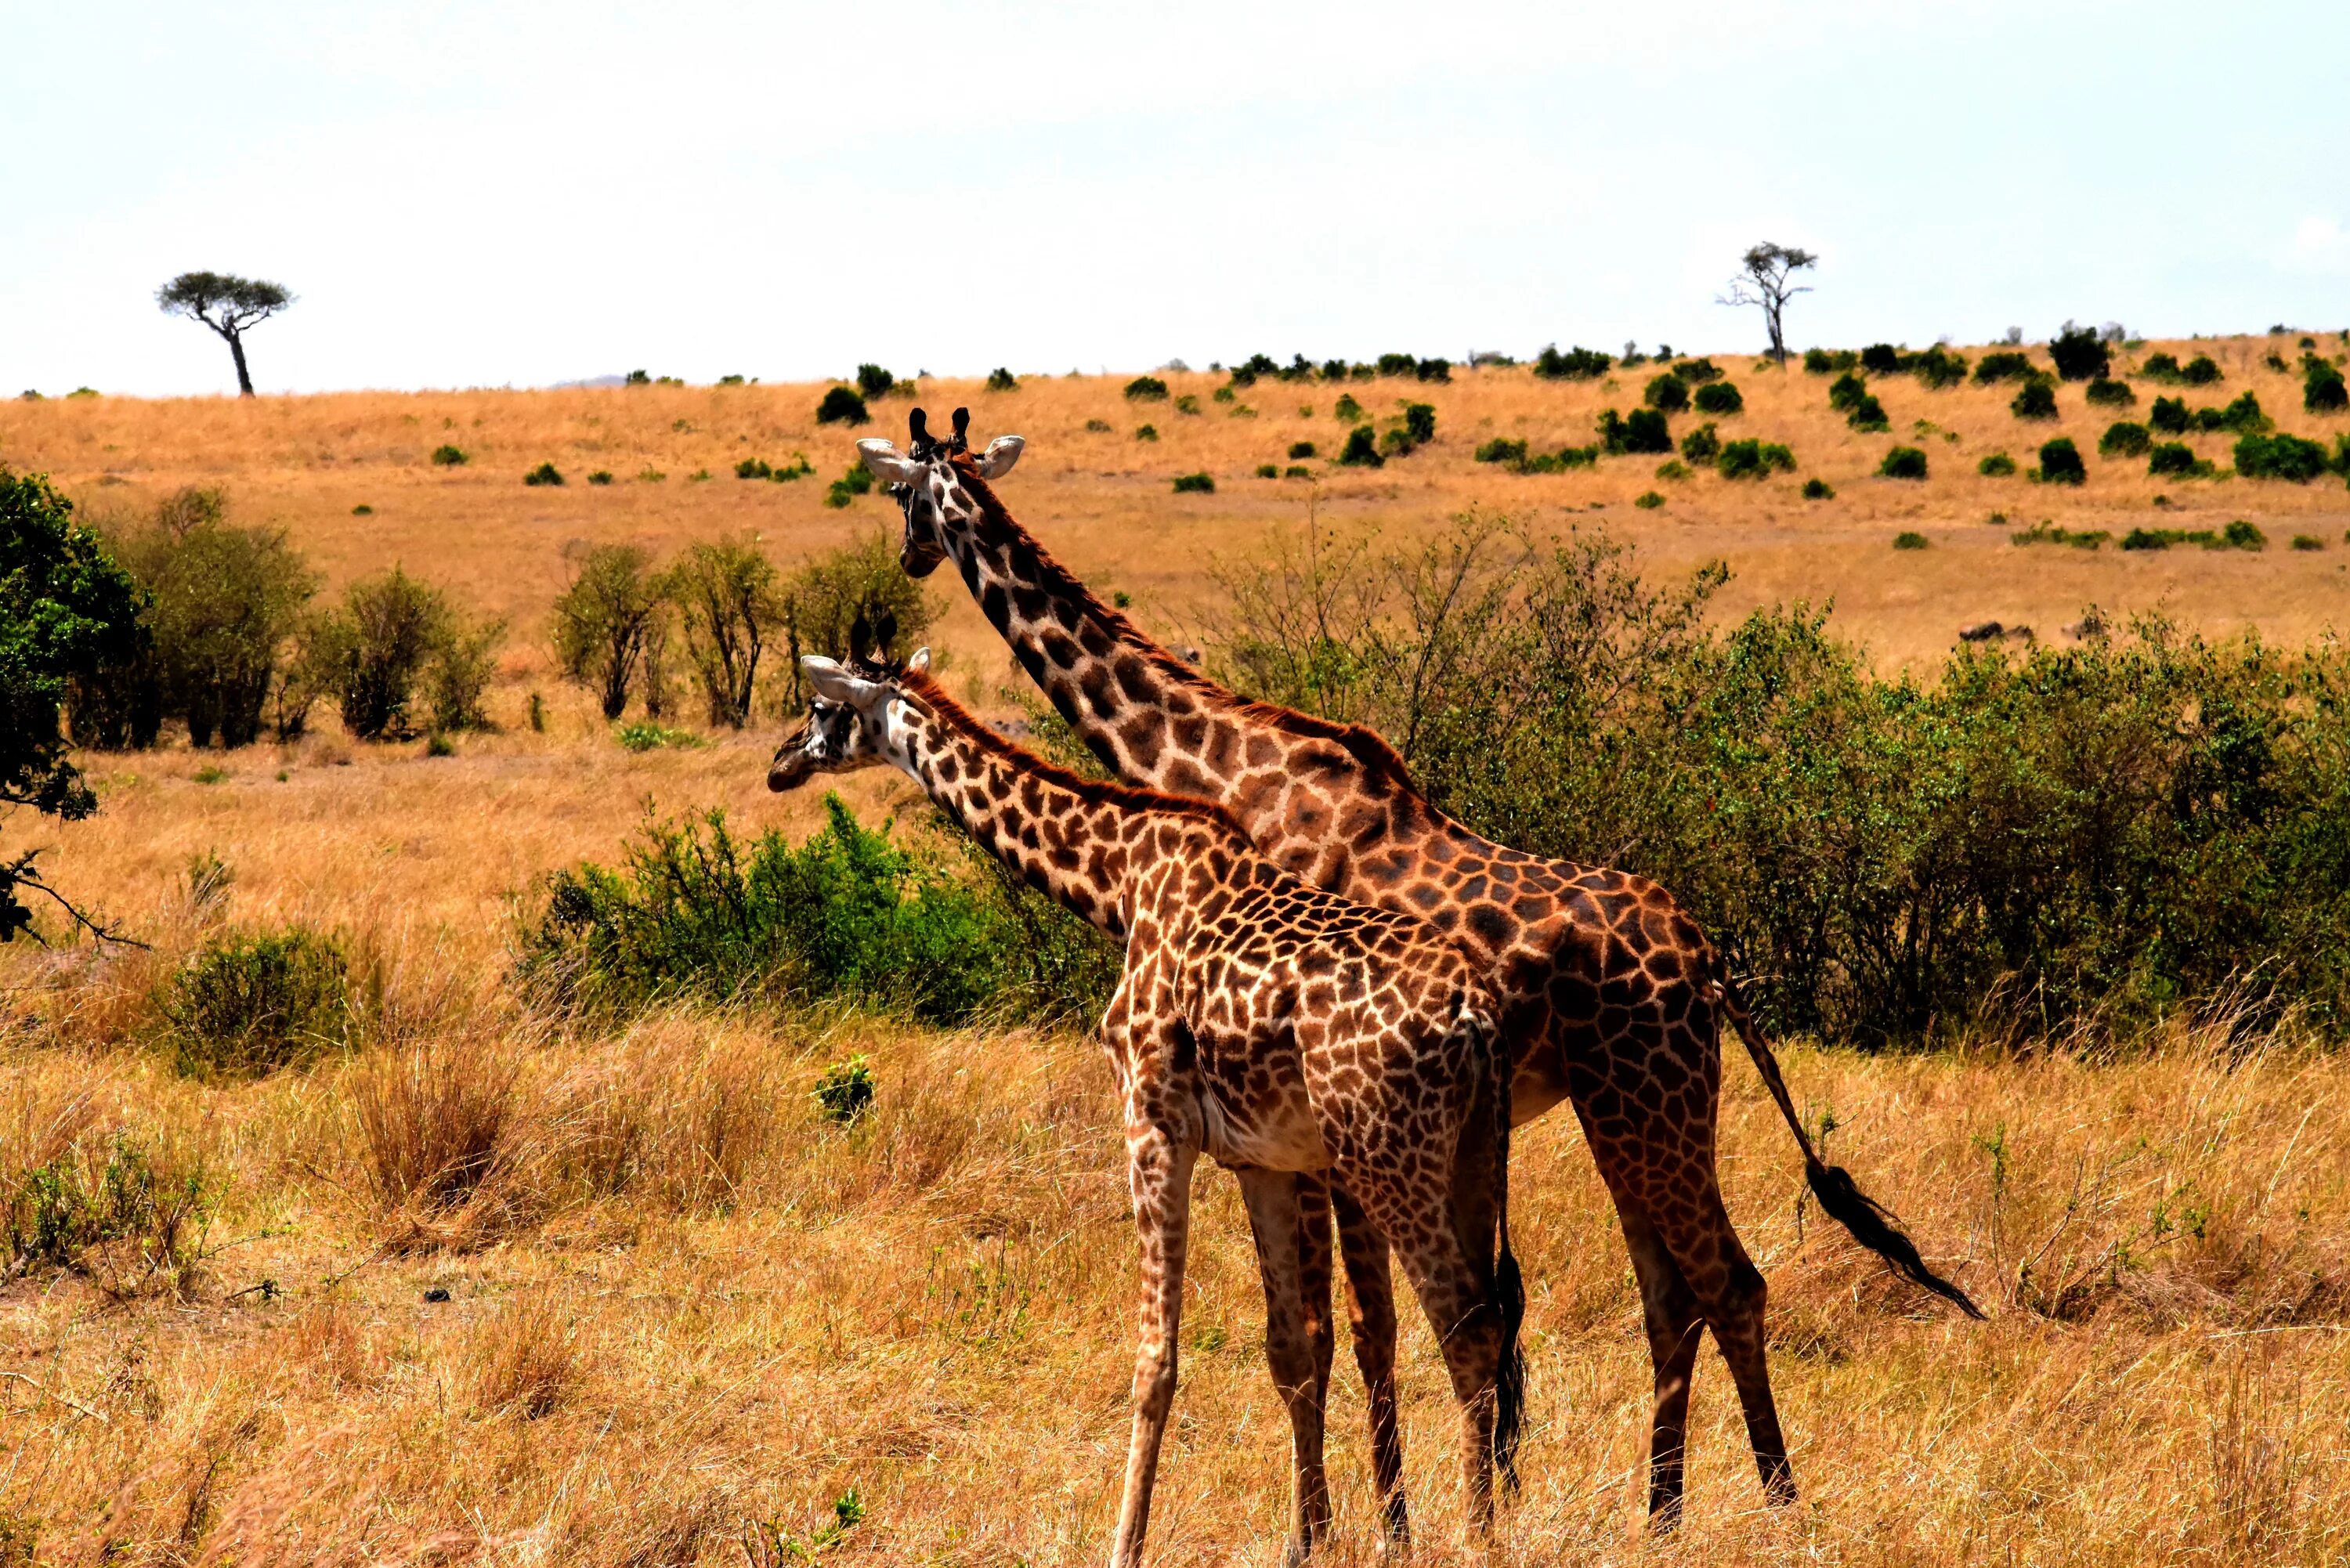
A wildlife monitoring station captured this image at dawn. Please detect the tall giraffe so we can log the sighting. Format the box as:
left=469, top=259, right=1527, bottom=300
left=772, top=652, right=1525, bottom=1568
left=855, top=407, right=1983, bottom=1524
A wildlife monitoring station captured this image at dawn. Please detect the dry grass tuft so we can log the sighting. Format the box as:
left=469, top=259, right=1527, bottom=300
left=469, top=1288, right=587, bottom=1420
left=348, top=1035, right=530, bottom=1248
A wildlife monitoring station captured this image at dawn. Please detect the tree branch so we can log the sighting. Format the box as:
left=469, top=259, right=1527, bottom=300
left=2, top=850, right=147, bottom=948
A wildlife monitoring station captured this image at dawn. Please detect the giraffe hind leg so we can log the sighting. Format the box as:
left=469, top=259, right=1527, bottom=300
left=1618, top=1206, right=1707, bottom=1528
left=1331, top=1179, right=1409, bottom=1548
left=1238, top=1168, right=1332, bottom=1565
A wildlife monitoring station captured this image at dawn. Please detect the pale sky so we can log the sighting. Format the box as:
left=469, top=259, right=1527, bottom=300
left=6, top=1, right=2346, bottom=397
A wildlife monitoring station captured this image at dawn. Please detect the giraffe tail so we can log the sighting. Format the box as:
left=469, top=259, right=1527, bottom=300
left=1716, top=971, right=1987, bottom=1321
left=1478, top=1005, right=1528, bottom=1488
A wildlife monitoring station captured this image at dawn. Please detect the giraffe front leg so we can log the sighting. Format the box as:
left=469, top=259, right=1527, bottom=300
left=1109, top=1123, right=1198, bottom=1568
left=1238, top=1168, right=1331, bottom=1566
left=1332, top=1180, right=1409, bottom=1549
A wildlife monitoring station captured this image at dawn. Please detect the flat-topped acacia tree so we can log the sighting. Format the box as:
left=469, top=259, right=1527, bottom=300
left=157, top=271, right=294, bottom=396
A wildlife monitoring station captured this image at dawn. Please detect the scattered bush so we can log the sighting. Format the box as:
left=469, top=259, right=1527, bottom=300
left=1893, top=531, right=1929, bottom=550
left=587, top=471, right=613, bottom=486
left=1675, top=357, right=1723, bottom=384
left=430, top=445, right=467, bottom=467
left=1403, top=403, right=1437, bottom=444
left=1848, top=394, right=1889, bottom=432
left=855, top=364, right=895, bottom=401
left=2085, top=378, right=2135, bottom=406
left=523, top=462, right=563, bottom=486
left=2225, top=518, right=2267, bottom=549
left=1376, top=353, right=1418, bottom=377
left=616, top=721, right=702, bottom=752
left=814, top=1056, right=876, bottom=1123
left=552, top=544, right=663, bottom=722
left=1974, top=351, right=2034, bottom=385
left=165, top=926, right=349, bottom=1076
left=1124, top=376, right=1169, bottom=402
left=1878, top=445, right=1929, bottom=480
left=1134, top=425, right=1158, bottom=442
left=2011, top=378, right=2059, bottom=420
left=1333, top=393, right=1365, bottom=422
left=1654, top=461, right=1690, bottom=482
left=1644, top=373, right=1689, bottom=413
left=2012, top=521, right=2110, bottom=548
left=1256, top=463, right=1278, bottom=479
left=2147, top=442, right=2206, bottom=477
left=1828, top=371, right=1868, bottom=413
left=1611, top=408, right=1671, bottom=454
left=1979, top=452, right=2018, bottom=476
left=3, top=1133, right=212, bottom=1295
left=662, top=537, right=780, bottom=728
left=2235, top=431, right=2333, bottom=482
left=1338, top=426, right=1383, bottom=467
left=985, top=367, right=1019, bottom=392
left=2141, top=352, right=2184, bottom=381
left=815, top=387, right=870, bottom=425
left=1475, top=438, right=1528, bottom=466
left=1632, top=490, right=1665, bottom=510
left=1415, top=358, right=1451, bottom=383
left=1533, top=345, right=1611, bottom=380
left=1913, top=346, right=1969, bottom=388
left=1289, top=440, right=1317, bottom=460
left=2292, top=533, right=2325, bottom=551
left=2204, top=392, right=2270, bottom=433
left=1718, top=439, right=1795, bottom=479
left=1692, top=380, right=1743, bottom=415
left=1802, top=477, right=1835, bottom=499
left=1802, top=349, right=1834, bottom=374
left=1284, top=465, right=1311, bottom=479
left=2182, top=354, right=2223, bottom=385
left=736, top=458, right=772, bottom=479
left=770, top=530, right=935, bottom=713
left=1679, top=424, right=1722, bottom=464
left=2150, top=395, right=2191, bottom=435
left=1859, top=344, right=1904, bottom=375
left=1084, top=418, right=1112, bottom=432
left=2304, top=354, right=2348, bottom=413
left=2034, top=437, right=2087, bottom=485
left=2099, top=421, right=2152, bottom=457
left=2048, top=323, right=2111, bottom=381
left=1172, top=471, right=1216, bottom=493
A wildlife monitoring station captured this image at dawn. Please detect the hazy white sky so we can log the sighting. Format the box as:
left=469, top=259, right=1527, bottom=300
left=6, top=1, right=2345, bottom=396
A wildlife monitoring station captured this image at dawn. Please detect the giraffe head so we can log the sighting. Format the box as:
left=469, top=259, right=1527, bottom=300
left=857, top=406, right=1024, bottom=577
left=765, top=648, right=927, bottom=792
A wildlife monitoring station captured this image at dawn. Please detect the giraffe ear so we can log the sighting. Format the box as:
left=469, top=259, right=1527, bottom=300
left=801, top=656, right=880, bottom=707
left=906, top=647, right=931, bottom=672
left=857, top=439, right=920, bottom=485
left=974, top=434, right=1025, bottom=479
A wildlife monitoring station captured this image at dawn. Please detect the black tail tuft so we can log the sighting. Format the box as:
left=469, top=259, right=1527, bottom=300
left=1806, top=1158, right=1986, bottom=1320
left=1492, top=1247, right=1527, bottom=1488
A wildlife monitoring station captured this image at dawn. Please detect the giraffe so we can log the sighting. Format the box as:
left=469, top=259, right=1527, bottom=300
left=771, top=651, right=1525, bottom=1568
left=855, top=407, right=1984, bottom=1526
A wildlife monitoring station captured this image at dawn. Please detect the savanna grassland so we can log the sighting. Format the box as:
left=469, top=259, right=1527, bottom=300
left=5, top=335, right=2350, bottom=1565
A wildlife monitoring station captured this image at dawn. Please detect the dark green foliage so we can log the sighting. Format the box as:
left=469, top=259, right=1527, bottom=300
left=2048, top=323, right=2110, bottom=381
left=1913, top=346, right=1969, bottom=388
left=1256, top=464, right=1278, bottom=479
left=1802, top=477, right=1835, bottom=499
left=2085, top=378, right=2135, bottom=407
left=1123, top=376, right=1170, bottom=402
left=2099, top=421, right=2152, bottom=457
left=2236, top=432, right=2334, bottom=482
left=1684, top=380, right=1737, bottom=416
left=1618, top=409, right=1672, bottom=455
left=1475, top=438, right=1528, bottom=466
left=1802, top=349, right=1835, bottom=374
left=587, top=471, right=613, bottom=486
left=664, top=537, right=780, bottom=727
left=815, top=387, right=870, bottom=425
left=1379, top=428, right=1417, bottom=458
left=736, top=458, right=772, bottom=479
left=1333, top=393, right=1365, bottom=422
left=1860, top=343, right=1905, bottom=375
left=2293, top=534, right=2325, bottom=551
left=1172, top=471, right=1216, bottom=493
left=855, top=364, right=895, bottom=400
left=1828, top=371, right=1868, bottom=413
left=770, top=531, right=935, bottom=714
left=1404, top=403, right=1437, bottom=444
left=1321, top=359, right=1349, bottom=381
left=985, top=367, right=1018, bottom=392
left=2204, top=392, right=2269, bottom=434
left=2120, top=525, right=2267, bottom=552
left=1679, top=424, right=1722, bottom=464
left=1979, top=452, right=2018, bottom=476
left=1207, top=518, right=2350, bottom=1044
left=1415, top=358, right=1452, bottom=383
left=166, top=926, right=349, bottom=1076
left=524, top=462, right=563, bottom=486
left=1848, top=394, right=1889, bottom=432
left=514, top=797, right=1117, bottom=1024
left=1676, top=358, right=1724, bottom=384
left=2011, top=378, right=2059, bottom=420
left=1878, top=445, right=1929, bottom=480
left=1533, top=345, right=1611, bottom=380
left=2035, top=437, right=2087, bottom=484
left=1134, top=425, right=1157, bottom=442
left=2141, top=352, right=2183, bottom=381
left=430, top=445, right=467, bottom=467
left=2182, top=355, right=2222, bottom=385
left=1644, top=374, right=1689, bottom=413
left=2226, top=518, right=2268, bottom=550
left=4, top=1133, right=212, bottom=1288
left=2150, top=395, right=2191, bottom=435
left=1339, top=426, right=1383, bottom=467
left=814, top=1057, right=875, bottom=1123
left=1718, top=439, right=1795, bottom=479
left=551, top=545, right=661, bottom=721
left=1893, top=531, right=1929, bottom=550
left=625, top=370, right=651, bottom=386
left=1973, top=351, right=2034, bottom=384
left=2147, top=442, right=2204, bottom=477
left=2012, top=521, right=2111, bottom=548
left=306, top=568, right=475, bottom=740
left=1289, top=441, right=1317, bottom=460
left=2303, top=354, right=2348, bottom=413
left=1376, top=353, right=1418, bottom=377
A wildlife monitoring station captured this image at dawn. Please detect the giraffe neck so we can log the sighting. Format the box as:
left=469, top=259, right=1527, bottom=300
left=875, top=671, right=1235, bottom=938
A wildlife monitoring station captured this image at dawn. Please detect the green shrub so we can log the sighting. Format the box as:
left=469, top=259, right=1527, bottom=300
left=815, top=387, right=870, bottom=425
left=2236, top=431, right=2333, bottom=482
left=551, top=544, right=662, bottom=721
left=1338, top=426, right=1383, bottom=467
left=1974, top=352, right=2034, bottom=384
left=1828, top=371, right=1868, bottom=413
left=1913, top=346, right=1969, bottom=388
left=2085, top=378, right=2135, bottom=407
left=430, top=445, right=467, bottom=467
left=4, top=1133, right=212, bottom=1292
left=1860, top=343, right=1906, bottom=375
left=1802, top=349, right=1833, bottom=374
left=1692, top=381, right=1743, bottom=415
left=2147, top=442, right=2204, bottom=477
left=586, top=471, right=613, bottom=486
left=514, top=797, right=1116, bottom=1024
left=1333, top=393, right=1365, bottom=422
left=2211, top=392, right=2269, bottom=433
left=1172, top=471, right=1215, bottom=493
left=2182, top=354, right=2222, bottom=385
left=1256, top=463, right=1278, bottom=479
left=855, top=364, right=895, bottom=400
left=1644, top=374, right=1690, bottom=413
left=1632, top=490, right=1665, bottom=510
left=1533, top=345, right=1611, bottom=380
left=823, top=464, right=875, bottom=509
left=2141, top=352, right=2184, bottom=381
left=1979, top=452, right=2018, bottom=476
left=2225, top=518, right=2267, bottom=549
left=1379, top=428, right=1416, bottom=458
left=1415, top=358, right=1451, bottom=383
left=2034, top=437, right=2087, bottom=484
left=1134, top=425, right=1158, bottom=442
left=166, top=926, right=349, bottom=1075
left=1679, top=424, right=1722, bottom=464
left=1614, top=409, right=1668, bottom=454
left=1124, top=376, right=1169, bottom=402
left=1802, top=477, right=1835, bottom=500
left=735, top=458, right=772, bottom=479
left=1848, top=394, right=1889, bottom=432
left=1284, top=465, right=1311, bottom=479
left=1893, top=531, right=1929, bottom=550
left=1084, top=419, right=1112, bottom=432
left=2292, top=533, right=2325, bottom=551
left=303, top=567, right=466, bottom=740
left=1878, top=445, right=1929, bottom=480
left=1653, top=461, right=1690, bottom=482
left=2011, top=378, right=2059, bottom=420
left=1676, top=357, right=1724, bottom=384
left=1403, top=403, right=1437, bottom=444
left=2048, top=323, right=2110, bottom=381
left=1376, top=353, right=1418, bottom=377
left=1289, top=440, right=1317, bottom=460
left=2099, top=421, right=2152, bottom=457
left=985, top=367, right=1019, bottom=392
left=2150, top=395, right=2191, bottom=435
left=1475, top=437, right=1528, bottom=466
left=616, top=721, right=702, bottom=752
left=524, top=462, right=563, bottom=486
left=1718, top=439, right=1795, bottom=479
left=2304, top=356, right=2348, bottom=413
left=814, top=1056, right=876, bottom=1123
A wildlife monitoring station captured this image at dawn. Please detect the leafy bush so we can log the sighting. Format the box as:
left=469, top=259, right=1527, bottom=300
left=514, top=797, right=1117, bottom=1024
left=1674, top=357, right=1723, bottom=384
left=616, top=721, right=702, bottom=752
left=1289, top=440, right=1317, bottom=460
left=1084, top=419, right=1112, bottom=432
left=1283, top=465, right=1311, bottom=479
left=1632, top=490, right=1665, bottom=509
left=1338, top=426, right=1383, bottom=467
left=1475, top=438, right=1528, bottom=466
left=1913, top=346, right=1969, bottom=388
left=2099, top=421, right=2152, bottom=457
left=1860, top=344, right=1907, bottom=375
left=2225, top=518, right=2267, bottom=549
left=1802, top=477, right=1835, bottom=499
left=663, top=537, right=780, bottom=727
left=1679, top=424, right=1721, bottom=464
left=855, top=364, right=895, bottom=400
left=2292, top=534, right=2325, bottom=551
left=1333, top=393, right=1365, bottom=422
left=1134, top=425, right=1158, bottom=442
left=2085, top=378, right=2135, bottom=406
left=4, top=1134, right=212, bottom=1294
left=1893, top=531, right=1929, bottom=550
left=1848, top=394, right=1889, bottom=432
left=2048, top=323, right=2110, bottom=381
left=2211, top=392, right=2269, bottom=433
left=1644, top=373, right=1689, bottom=413
left=2147, top=442, right=2204, bottom=476
left=2011, top=378, right=2059, bottom=420
left=1124, top=376, right=1170, bottom=402
left=2142, top=352, right=2184, bottom=381
left=2304, top=355, right=2348, bottom=413
left=552, top=544, right=663, bottom=721
left=1979, top=452, right=2018, bottom=476
left=770, top=531, right=935, bottom=714
left=985, top=367, right=1019, bottom=392
left=1379, top=428, right=1416, bottom=458
left=814, top=1057, right=876, bottom=1123
left=430, top=445, right=467, bottom=467
left=1653, top=461, right=1690, bottom=482
left=1828, top=371, right=1868, bottom=413
left=1376, top=353, right=1418, bottom=377
left=302, top=568, right=468, bottom=740
left=424, top=618, right=504, bottom=734
left=1403, top=403, right=1437, bottom=444
left=2236, top=431, right=2334, bottom=482
left=1878, top=445, right=1929, bottom=480
left=815, top=387, right=870, bottom=425
left=1172, top=471, right=1215, bottom=493
left=2182, top=354, right=2223, bottom=385
left=1256, top=463, right=1278, bottom=479
left=2149, top=395, right=2191, bottom=435
left=1533, top=345, right=1611, bottom=381
left=1692, top=381, right=1743, bottom=415
left=1718, top=439, right=1795, bottom=479
left=587, top=471, right=613, bottom=486
left=166, top=926, right=349, bottom=1076
left=524, top=462, right=563, bottom=486
left=1974, top=351, right=2034, bottom=384
left=1415, top=358, right=1451, bottom=383
left=2034, top=437, right=2087, bottom=484
left=1619, top=409, right=1672, bottom=454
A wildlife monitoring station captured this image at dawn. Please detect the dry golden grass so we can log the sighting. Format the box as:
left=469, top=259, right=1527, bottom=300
left=4, top=338, right=2350, bottom=1562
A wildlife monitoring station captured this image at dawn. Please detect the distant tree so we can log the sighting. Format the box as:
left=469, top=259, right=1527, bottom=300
left=1717, top=243, right=1818, bottom=367
left=156, top=272, right=294, bottom=396
left=664, top=537, right=782, bottom=727
left=551, top=544, right=663, bottom=720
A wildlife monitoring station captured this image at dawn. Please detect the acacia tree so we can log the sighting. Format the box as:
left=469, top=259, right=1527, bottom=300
left=1717, top=243, right=1817, bottom=367
left=665, top=538, right=781, bottom=727
left=551, top=545, right=663, bottom=720
left=157, top=271, right=294, bottom=396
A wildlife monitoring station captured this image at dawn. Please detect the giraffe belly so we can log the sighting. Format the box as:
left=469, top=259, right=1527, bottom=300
left=1194, top=1075, right=1329, bottom=1172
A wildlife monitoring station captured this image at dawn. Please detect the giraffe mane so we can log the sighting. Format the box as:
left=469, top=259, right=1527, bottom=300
left=947, top=453, right=1427, bottom=797
left=895, top=667, right=1257, bottom=839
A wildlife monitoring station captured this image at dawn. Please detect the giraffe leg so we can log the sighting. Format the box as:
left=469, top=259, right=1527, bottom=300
left=1332, top=1180, right=1409, bottom=1549
left=1238, top=1169, right=1331, bottom=1566
left=1618, top=1206, right=1707, bottom=1529
left=1109, top=1126, right=1198, bottom=1568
